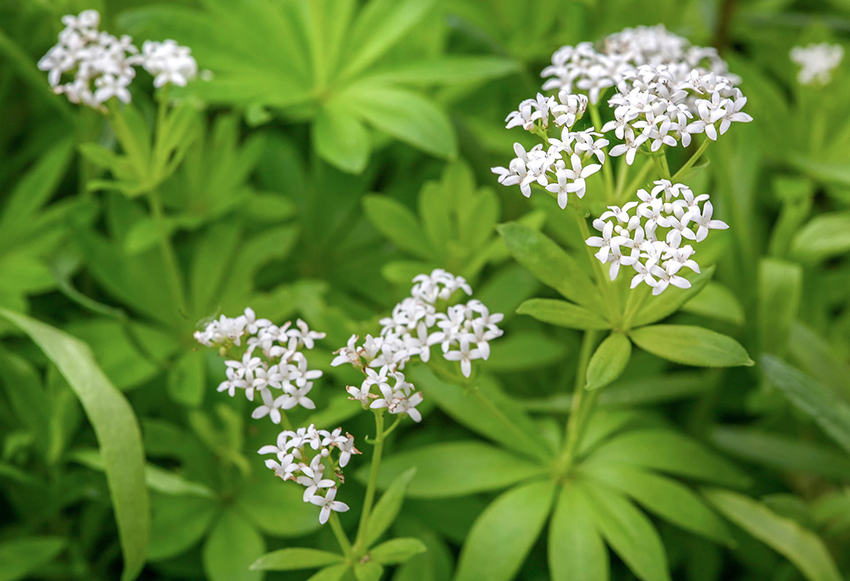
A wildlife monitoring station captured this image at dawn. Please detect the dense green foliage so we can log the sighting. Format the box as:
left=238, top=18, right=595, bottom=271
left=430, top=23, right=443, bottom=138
left=1, top=1, right=849, bottom=580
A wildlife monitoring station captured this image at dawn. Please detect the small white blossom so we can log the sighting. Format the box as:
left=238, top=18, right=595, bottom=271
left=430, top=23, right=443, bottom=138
left=790, top=43, right=844, bottom=86
left=309, top=488, right=349, bottom=525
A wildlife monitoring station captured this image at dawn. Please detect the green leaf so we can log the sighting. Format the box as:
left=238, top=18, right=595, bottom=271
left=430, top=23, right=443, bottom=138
left=629, top=325, right=753, bottom=368
left=498, top=222, right=604, bottom=313
left=585, top=333, right=631, bottom=390
left=587, top=428, right=751, bottom=488
left=235, top=474, right=322, bottom=538
left=251, top=548, right=344, bottom=571
left=342, top=0, right=437, bottom=80
left=517, top=298, right=611, bottom=330
left=148, top=495, right=217, bottom=561
left=0, top=537, right=66, bottom=581
left=790, top=211, right=850, bottom=263
left=0, top=309, right=148, bottom=581
left=167, top=350, right=206, bottom=407
left=760, top=354, right=850, bottom=454
left=362, top=195, right=432, bottom=260
left=680, top=282, right=745, bottom=326
left=412, top=367, right=554, bottom=461
left=485, top=331, right=567, bottom=372
left=365, top=56, right=521, bottom=85
left=313, top=104, right=370, bottom=174
left=341, top=83, right=456, bottom=159
left=354, top=561, right=384, bottom=581
left=307, top=564, right=349, bottom=581
left=582, top=481, right=670, bottom=581
left=704, top=489, right=843, bottom=581
left=370, top=538, right=427, bottom=565
left=0, top=352, right=51, bottom=454
left=455, top=480, right=556, bottom=581
left=202, top=510, right=265, bottom=581
left=628, top=266, right=714, bottom=328
left=549, top=483, right=609, bottom=581
left=366, top=468, right=417, bottom=546
left=580, top=464, right=733, bottom=546
left=373, top=442, right=545, bottom=498
left=757, top=259, right=802, bottom=355
left=710, top=426, right=850, bottom=481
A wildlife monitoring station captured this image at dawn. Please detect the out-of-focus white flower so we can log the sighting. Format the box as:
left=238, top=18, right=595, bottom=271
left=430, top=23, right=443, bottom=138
left=133, top=39, right=198, bottom=87
left=790, top=43, right=844, bottom=86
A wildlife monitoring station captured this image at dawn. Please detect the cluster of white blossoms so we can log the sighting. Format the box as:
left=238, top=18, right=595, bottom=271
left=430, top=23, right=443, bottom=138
left=332, top=270, right=504, bottom=420
left=194, top=308, right=326, bottom=424
left=586, top=180, right=727, bottom=295
left=491, top=25, right=752, bottom=208
left=38, top=10, right=197, bottom=109
left=790, top=43, right=844, bottom=86
left=259, top=424, right=359, bottom=524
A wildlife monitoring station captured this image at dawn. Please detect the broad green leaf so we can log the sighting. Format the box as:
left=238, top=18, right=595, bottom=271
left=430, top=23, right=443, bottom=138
left=313, top=104, right=370, bottom=174
left=498, top=222, right=604, bottom=313
left=582, top=481, right=670, bottom=581
left=366, top=467, right=417, bottom=546
left=711, top=426, right=850, bottom=480
left=0, top=309, right=148, bottom=581
left=585, top=333, right=631, bottom=390
left=167, top=350, right=206, bottom=407
left=369, top=538, right=427, bottom=565
left=581, top=465, right=733, bottom=545
left=680, top=282, right=745, bottom=326
left=760, top=355, right=850, bottom=453
left=251, top=548, right=344, bottom=571
left=517, top=298, right=611, bottom=330
left=342, top=83, right=456, bottom=159
left=363, top=195, right=432, bottom=260
left=628, top=266, right=714, bottom=328
left=455, top=479, right=556, bottom=581
left=704, top=489, right=843, bottom=581
left=629, top=325, right=753, bottom=368
left=757, top=259, right=801, bottom=355
left=342, top=0, right=437, bottom=80
left=307, top=564, right=349, bottom=581
left=202, top=510, right=265, bottom=581
left=373, top=442, right=545, bottom=498
left=365, top=56, right=520, bottom=85
left=235, top=473, right=322, bottom=538
left=790, top=211, right=850, bottom=263
left=586, top=428, right=751, bottom=488
left=549, top=483, right=609, bottom=581
left=412, top=367, right=554, bottom=461
left=148, top=495, right=217, bottom=561
left=0, top=537, right=66, bottom=581
left=485, top=331, right=567, bottom=372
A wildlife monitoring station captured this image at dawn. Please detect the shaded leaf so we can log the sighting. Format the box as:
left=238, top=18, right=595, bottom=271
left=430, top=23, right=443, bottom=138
left=549, top=483, right=609, bottom=581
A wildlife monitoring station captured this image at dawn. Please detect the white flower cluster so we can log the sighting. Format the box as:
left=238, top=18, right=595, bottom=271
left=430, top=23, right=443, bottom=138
left=790, top=43, right=844, bottom=86
left=194, top=308, right=326, bottom=424
left=586, top=180, right=727, bottom=295
left=491, top=25, right=752, bottom=208
left=37, top=10, right=198, bottom=109
left=492, top=95, right=607, bottom=208
left=259, top=425, right=359, bottom=524
left=332, top=270, right=504, bottom=420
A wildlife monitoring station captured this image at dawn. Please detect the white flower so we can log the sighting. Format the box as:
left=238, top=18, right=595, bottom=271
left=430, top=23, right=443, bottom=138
left=279, top=382, right=316, bottom=411
left=444, top=337, right=482, bottom=378
left=286, top=319, right=326, bottom=350
left=134, top=39, right=198, bottom=87
left=309, top=488, right=349, bottom=525
left=251, top=388, right=284, bottom=424
left=790, top=43, right=844, bottom=86
left=264, top=455, right=298, bottom=480
left=689, top=200, right=728, bottom=242
left=297, top=457, right=336, bottom=502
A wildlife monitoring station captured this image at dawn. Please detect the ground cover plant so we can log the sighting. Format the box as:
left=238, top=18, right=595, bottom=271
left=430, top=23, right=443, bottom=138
left=1, top=0, right=850, bottom=580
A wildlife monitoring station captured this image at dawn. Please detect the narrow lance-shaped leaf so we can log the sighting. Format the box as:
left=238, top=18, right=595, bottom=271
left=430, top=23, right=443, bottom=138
left=0, top=537, right=67, bottom=581
left=628, top=266, right=714, bottom=328
left=366, top=468, right=417, bottom=546
left=629, top=325, right=753, bottom=368
left=549, top=483, right=609, bottom=581
left=0, top=309, right=149, bottom=581
left=313, top=103, right=370, bottom=174
left=369, top=538, right=427, bottom=565
left=251, top=548, right=344, bottom=571
left=704, top=489, right=843, bottom=581
left=362, top=195, right=433, bottom=261
left=585, top=333, right=631, bottom=391
left=517, top=298, right=611, bottom=331
left=455, top=480, right=557, bottom=581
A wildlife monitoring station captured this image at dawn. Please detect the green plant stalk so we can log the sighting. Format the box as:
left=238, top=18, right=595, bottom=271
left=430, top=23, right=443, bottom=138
left=559, top=329, right=601, bottom=471
left=329, top=512, right=352, bottom=558
left=622, top=283, right=652, bottom=329
left=571, top=207, right=619, bottom=326
left=671, top=138, right=711, bottom=182
left=588, top=103, right=615, bottom=203
left=353, top=410, right=385, bottom=557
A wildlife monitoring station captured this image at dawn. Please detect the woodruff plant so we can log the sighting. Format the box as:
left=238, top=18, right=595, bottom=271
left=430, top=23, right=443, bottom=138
left=195, top=270, right=503, bottom=577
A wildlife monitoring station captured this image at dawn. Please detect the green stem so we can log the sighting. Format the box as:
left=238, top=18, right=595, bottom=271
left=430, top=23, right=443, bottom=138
left=613, top=157, right=630, bottom=200
left=381, top=417, right=402, bottom=440
left=622, top=284, right=652, bottom=329
left=329, top=512, right=352, bottom=557
left=671, top=139, right=711, bottom=182
left=353, top=410, right=385, bottom=556
left=588, top=104, right=615, bottom=204
left=559, top=330, right=601, bottom=470
left=572, top=209, right=618, bottom=325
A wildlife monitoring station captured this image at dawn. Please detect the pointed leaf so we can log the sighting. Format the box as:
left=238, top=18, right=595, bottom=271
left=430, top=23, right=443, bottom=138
left=549, top=483, right=609, bottom=581
left=585, top=333, right=631, bottom=390
left=629, top=266, right=714, bottom=328
left=629, top=325, right=753, bottom=368
left=251, top=548, right=344, bottom=571
left=517, top=298, right=610, bottom=330
left=369, top=538, right=427, bottom=565
left=0, top=537, right=66, bottom=581
left=455, top=480, right=556, bottom=581
left=313, top=104, right=370, bottom=174
left=366, top=468, right=417, bottom=546
left=363, top=195, right=432, bottom=260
